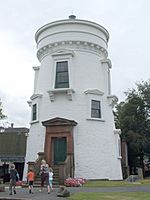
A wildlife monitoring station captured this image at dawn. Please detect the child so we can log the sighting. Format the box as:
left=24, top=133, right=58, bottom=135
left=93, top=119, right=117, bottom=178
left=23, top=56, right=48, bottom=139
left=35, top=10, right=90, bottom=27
left=9, top=164, right=19, bottom=195
left=27, top=168, right=35, bottom=194
left=49, top=167, right=54, bottom=192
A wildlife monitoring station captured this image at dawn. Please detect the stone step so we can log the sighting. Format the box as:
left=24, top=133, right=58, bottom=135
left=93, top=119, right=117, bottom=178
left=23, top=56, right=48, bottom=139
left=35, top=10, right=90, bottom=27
left=34, top=166, right=60, bottom=187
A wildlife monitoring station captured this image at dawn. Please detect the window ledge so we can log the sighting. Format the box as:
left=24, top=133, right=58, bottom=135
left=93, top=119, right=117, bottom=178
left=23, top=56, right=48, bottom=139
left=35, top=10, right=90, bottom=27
left=27, top=100, right=32, bottom=107
left=114, top=129, right=121, bottom=135
left=47, top=88, right=75, bottom=102
left=117, top=156, right=122, bottom=160
left=30, top=120, right=39, bottom=125
left=30, top=94, right=42, bottom=100
left=107, top=95, right=118, bottom=107
left=86, top=118, right=105, bottom=122
left=84, top=89, right=104, bottom=96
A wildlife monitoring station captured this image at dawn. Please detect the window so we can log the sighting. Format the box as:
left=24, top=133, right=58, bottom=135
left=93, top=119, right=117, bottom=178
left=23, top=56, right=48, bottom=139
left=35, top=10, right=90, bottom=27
left=55, top=61, right=69, bottom=88
left=85, top=90, right=104, bottom=121
left=32, top=104, right=37, bottom=121
left=118, top=139, right=121, bottom=157
left=91, top=100, right=101, bottom=118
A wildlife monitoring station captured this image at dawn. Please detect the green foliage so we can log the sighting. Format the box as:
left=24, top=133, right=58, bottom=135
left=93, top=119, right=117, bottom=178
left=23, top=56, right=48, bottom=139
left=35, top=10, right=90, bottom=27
left=114, top=80, right=150, bottom=173
left=0, top=99, right=6, bottom=120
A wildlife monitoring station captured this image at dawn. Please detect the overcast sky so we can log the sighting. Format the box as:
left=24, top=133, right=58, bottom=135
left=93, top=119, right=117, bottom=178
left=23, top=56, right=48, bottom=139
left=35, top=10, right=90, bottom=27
left=0, top=0, right=149, bottom=127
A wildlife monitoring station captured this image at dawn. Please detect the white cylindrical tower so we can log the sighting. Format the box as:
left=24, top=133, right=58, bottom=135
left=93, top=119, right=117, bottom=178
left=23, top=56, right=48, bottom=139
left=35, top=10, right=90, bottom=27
left=24, top=15, right=122, bottom=180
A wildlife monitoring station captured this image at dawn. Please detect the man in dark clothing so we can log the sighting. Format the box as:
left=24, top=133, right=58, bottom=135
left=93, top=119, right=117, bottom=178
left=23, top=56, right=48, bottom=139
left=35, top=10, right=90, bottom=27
left=9, top=164, right=19, bottom=195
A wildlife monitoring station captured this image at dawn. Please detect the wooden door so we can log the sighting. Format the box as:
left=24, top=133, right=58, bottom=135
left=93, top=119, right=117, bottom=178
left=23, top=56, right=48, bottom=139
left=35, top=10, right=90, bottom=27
left=53, top=137, right=67, bottom=165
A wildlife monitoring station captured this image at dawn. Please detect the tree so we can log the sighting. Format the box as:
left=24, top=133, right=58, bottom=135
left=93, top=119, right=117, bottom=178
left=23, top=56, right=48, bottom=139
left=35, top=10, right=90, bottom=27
left=0, top=99, right=6, bottom=120
left=114, top=80, right=150, bottom=176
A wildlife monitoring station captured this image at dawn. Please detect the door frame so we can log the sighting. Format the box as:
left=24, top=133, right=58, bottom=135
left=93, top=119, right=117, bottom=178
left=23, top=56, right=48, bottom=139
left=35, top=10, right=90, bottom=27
left=42, top=117, right=77, bottom=166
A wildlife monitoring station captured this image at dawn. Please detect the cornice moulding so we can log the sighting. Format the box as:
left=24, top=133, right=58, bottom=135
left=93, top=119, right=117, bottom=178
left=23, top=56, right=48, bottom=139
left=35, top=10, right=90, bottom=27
left=37, top=40, right=108, bottom=61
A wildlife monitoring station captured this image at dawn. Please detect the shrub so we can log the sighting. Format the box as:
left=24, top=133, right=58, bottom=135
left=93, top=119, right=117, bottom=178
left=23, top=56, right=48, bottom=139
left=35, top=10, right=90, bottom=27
left=65, top=178, right=86, bottom=187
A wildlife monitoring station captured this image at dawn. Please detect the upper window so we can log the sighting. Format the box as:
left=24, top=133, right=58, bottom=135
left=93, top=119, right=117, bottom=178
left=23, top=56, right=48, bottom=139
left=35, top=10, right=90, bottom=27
left=55, top=61, right=69, bottom=88
left=32, top=103, right=37, bottom=121
left=91, top=100, right=101, bottom=118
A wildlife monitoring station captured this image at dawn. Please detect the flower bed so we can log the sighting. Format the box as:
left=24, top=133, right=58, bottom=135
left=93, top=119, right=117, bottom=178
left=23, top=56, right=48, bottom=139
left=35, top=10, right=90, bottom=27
left=64, top=178, right=86, bottom=187
left=16, top=181, right=23, bottom=186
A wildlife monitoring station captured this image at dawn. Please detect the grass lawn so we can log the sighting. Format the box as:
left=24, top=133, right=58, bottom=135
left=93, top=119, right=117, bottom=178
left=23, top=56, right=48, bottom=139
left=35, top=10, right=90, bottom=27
left=84, top=179, right=150, bottom=187
left=68, top=192, right=150, bottom=200
left=67, top=180, right=150, bottom=200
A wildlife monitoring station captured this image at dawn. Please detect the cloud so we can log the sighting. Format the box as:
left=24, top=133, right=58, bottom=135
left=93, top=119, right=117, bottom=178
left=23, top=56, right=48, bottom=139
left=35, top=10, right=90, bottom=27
left=0, top=0, right=150, bottom=126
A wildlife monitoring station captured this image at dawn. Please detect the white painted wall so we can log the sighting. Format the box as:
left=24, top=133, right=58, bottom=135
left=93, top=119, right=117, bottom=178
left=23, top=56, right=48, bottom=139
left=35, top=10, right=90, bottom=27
left=24, top=16, right=122, bottom=180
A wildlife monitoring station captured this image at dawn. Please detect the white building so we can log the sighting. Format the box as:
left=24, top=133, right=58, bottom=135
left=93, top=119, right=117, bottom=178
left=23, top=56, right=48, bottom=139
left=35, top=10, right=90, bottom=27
left=24, top=15, right=122, bottom=181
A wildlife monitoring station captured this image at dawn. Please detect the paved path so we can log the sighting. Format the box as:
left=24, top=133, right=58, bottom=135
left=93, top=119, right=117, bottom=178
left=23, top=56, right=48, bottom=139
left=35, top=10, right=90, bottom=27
left=0, top=185, right=150, bottom=199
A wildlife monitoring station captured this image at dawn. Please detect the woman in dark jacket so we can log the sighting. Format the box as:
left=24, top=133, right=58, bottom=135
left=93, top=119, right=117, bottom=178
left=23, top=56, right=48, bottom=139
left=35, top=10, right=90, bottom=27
left=39, top=160, right=50, bottom=193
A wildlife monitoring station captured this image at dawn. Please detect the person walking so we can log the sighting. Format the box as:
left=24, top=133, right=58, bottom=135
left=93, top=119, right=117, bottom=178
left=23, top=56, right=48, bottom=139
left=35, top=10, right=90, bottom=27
left=49, top=167, right=54, bottom=192
left=27, top=168, right=35, bottom=194
left=39, top=160, right=50, bottom=193
left=9, top=164, right=19, bottom=195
